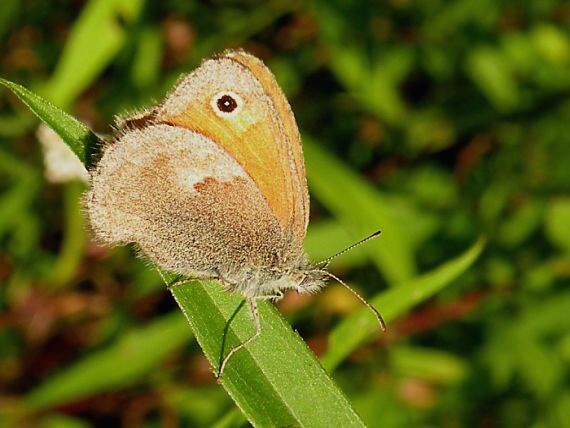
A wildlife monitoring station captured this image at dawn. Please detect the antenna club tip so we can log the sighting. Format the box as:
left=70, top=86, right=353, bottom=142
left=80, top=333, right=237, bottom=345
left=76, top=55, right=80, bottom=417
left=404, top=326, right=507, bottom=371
left=374, top=313, right=387, bottom=332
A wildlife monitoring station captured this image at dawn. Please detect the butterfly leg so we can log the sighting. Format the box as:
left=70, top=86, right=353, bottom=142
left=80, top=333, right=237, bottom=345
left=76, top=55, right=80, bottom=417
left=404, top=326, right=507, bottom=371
left=156, top=267, right=218, bottom=290
left=166, top=275, right=219, bottom=290
left=261, top=291, right=284, bottom=302
left=216, top=298, right=261, bottom=381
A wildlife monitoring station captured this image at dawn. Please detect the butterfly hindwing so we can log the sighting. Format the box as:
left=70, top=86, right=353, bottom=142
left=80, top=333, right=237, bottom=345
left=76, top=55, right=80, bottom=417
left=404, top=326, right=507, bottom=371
left=86, top=124, right=289, bottom=279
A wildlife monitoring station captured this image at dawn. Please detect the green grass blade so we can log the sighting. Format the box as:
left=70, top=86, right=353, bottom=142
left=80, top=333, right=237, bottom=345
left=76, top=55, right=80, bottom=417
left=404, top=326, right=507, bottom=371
left=389, top=346, right=468, bottom=384
left=305, top=219, right=370, bottom=269
left=33, top=414, right=91, bottom=428
left=303, top=136, right=417, bottom=285
left=0, top=78, right=99, bottom=167
left=25, top=312, right=190, bottom=411
left=41, top=0, right=144, bottom=108
left=321, top=237, right=486, bottom=371
left=171, top=281, right=366, bottom=427
left=211, top=408, right=247, bottom=428
left=48, top=181, right=87, bottom=288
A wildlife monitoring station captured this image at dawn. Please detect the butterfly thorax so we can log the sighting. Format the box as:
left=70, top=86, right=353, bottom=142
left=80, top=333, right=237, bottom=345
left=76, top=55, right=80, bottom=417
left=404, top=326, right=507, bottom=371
left=218, top=254, right=327, bottom=300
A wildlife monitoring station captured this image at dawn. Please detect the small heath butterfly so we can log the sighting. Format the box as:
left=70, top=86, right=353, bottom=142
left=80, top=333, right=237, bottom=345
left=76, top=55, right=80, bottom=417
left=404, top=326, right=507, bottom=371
left=85, top=50, right=385, bottom=377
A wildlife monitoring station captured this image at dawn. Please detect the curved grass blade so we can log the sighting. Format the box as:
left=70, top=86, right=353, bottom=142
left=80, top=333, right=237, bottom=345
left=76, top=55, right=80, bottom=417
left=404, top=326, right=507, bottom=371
left=321, top=237, right=486, bottom=371
left=0, top=78, right=99, bottom=167
left=48, top=181, right=87, bottom=288
left=171, top=281, right=366, bottom=427
left=305, top=219, right=370, bottom=269
left=25, top=312, right=190, bottom=412
left=303, top=136, right=417, bottom=285
left=41, top=0, right=144, bottom=108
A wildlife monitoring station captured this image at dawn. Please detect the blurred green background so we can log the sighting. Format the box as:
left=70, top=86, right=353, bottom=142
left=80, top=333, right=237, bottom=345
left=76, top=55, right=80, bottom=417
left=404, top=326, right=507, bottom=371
left=1, top=0, right=570, bottom=427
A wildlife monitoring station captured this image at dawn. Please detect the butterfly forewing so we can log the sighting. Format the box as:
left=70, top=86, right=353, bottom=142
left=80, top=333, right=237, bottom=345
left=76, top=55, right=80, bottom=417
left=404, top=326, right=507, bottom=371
left=156, top=51, right=309, bottom=251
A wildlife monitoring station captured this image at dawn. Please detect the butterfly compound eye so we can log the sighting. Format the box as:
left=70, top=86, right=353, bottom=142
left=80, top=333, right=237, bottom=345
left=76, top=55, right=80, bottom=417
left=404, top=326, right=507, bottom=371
left=211, top=91, right=243, bottom=118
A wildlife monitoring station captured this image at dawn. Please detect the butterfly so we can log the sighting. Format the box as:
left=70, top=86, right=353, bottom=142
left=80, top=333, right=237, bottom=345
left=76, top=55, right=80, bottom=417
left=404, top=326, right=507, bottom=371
left=85, top=50, right=384, bottom=378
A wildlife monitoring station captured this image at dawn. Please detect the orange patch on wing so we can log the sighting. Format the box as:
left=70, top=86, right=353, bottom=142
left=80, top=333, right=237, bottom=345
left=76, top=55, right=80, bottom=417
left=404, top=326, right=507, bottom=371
left=227, top=51, right=309, bottom=233
left=162, top=99, right=293, bottom=229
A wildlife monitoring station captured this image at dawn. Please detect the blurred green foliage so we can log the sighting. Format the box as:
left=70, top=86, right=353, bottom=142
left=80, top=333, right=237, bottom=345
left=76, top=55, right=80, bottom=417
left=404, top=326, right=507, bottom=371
left=1, top=0, right=569, bottom=427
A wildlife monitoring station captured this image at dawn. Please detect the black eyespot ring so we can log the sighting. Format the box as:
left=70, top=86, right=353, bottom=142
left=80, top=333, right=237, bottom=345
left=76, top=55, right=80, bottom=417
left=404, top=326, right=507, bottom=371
left=216, top=94, right=238, bottom=113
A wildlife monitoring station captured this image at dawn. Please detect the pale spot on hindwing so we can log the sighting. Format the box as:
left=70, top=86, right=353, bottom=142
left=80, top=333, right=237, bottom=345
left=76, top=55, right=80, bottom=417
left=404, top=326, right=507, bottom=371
left=170, top=132, right=247, bottom=192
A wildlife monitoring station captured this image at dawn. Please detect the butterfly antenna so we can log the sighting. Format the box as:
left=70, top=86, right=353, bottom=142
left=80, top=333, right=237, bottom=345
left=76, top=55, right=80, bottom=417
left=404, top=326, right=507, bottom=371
left=320, top=270, right=386, bottom=331
left=318, top=230, right=382, bottom=267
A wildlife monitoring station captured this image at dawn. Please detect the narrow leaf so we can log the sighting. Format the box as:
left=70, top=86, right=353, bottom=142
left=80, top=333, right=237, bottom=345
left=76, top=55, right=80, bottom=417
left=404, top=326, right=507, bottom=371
left=41, top=0, right=145, bottom=107
left=321, top=237, right=486, bottom=371
left=305, top=219, right=370, bottom=269
left=171, top=281, right=366, bottom=427
left=0, top=78, right=98, bottom=167
left=26, top=312, right=190, bottom=411
left=303, top=136, right=417, bottom=285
